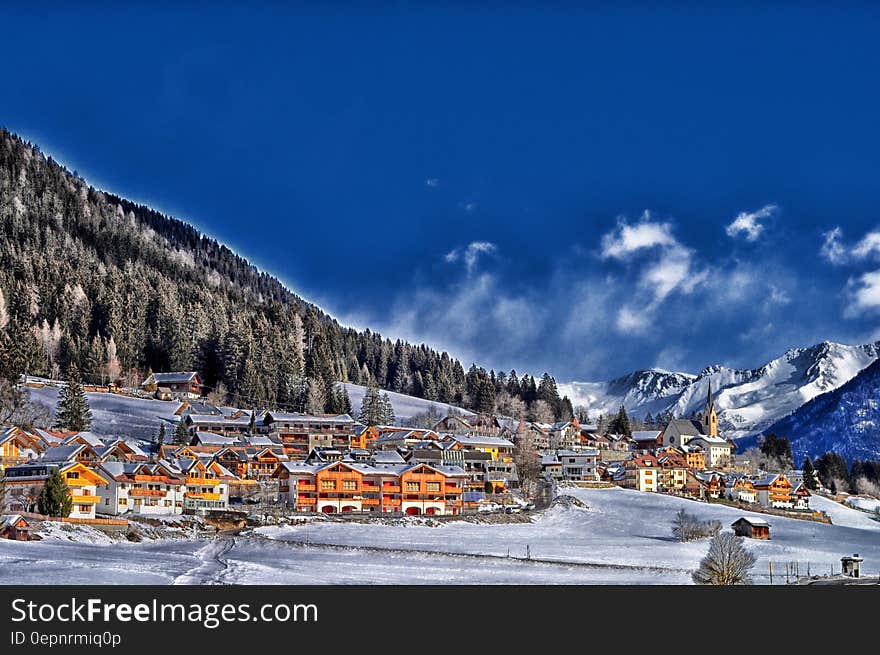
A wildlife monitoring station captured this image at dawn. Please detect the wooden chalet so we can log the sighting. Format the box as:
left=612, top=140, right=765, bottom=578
left=731, top=517, right=770, bottom=540
left=0, top=514, right=30, bottom=540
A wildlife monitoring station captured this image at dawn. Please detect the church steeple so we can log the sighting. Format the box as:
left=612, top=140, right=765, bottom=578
left=703, top=380, right=718, bottom=436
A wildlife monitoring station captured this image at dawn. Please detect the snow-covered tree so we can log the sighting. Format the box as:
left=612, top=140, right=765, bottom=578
left=53, top=364, right=92, bottom=431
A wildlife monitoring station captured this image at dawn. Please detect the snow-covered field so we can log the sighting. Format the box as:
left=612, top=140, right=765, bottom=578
left=845, top=496, right=880, bottom=514
left=340, top=382, right=473, bottom=422
left=2, top=487, right=877, bottom=585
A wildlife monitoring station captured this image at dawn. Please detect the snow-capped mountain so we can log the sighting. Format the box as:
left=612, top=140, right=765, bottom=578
left=757, top=357, right=880, bottom=462
left=559, top=340, right=880, bottom=440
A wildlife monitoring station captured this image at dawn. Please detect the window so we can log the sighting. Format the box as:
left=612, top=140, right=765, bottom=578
left=321, top=480, right=336, bottom=491
left=79, top=505, right=90, bottom=513
left=119, top=498, right=127, bottom=506
left=405, top=482, right=419, bottom=492
left=342, top=480, right=357, bottom=490
left=426, top=482, right=440, bottom=492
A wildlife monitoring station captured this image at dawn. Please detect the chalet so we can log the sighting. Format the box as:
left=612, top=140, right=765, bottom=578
left=95, top=461, right=184, bottom=516
left=141, top=371, right=204, bottom=399
left=555, top=449, right=599, bottom=482
left=0, top=426, right=41, bottom=468
left=165, top=458, right=234, bottom=513
left=62, top=431, right=105, bottom=450
left=789, top=482, right=811, bottom=510
left=548, top=421, right=581, bottom=450
left=623, top=454, right=660, bottom=492
left=432, top=414, right=477, bottom=435
left=189, top=431, right=242, bottom=447
left=184, top=412, right=260, bottom=437
left=682, top=445, right=706, bottom=471
left=726, top=475, right=757, bottom=504
left=657, top=453, right=688, bottom=494
left=731, top=516, right=771, bottom=540
left=273, top=460, right=467, bottom=516
left=375, top=429, right=442, bottom=451
left=41, top=443, right=100, bottom=465
left=687, top=436, right=733, bottom=468
left=96, top=439, right=149, bottom=463
left=3, top=461, right=108, bottom=519
left=0, top=514, right=30, bottom=540
left=264, top=412, right=356, bottom=458
left=693, top=471, right=725, bottom=499
left=631, top=430, right=662, bottom=451
left=753, top=473, right=794, bottom=509
left=541, top=453, right=563, bottom=481
left=443, top=434, right=514, bottom=462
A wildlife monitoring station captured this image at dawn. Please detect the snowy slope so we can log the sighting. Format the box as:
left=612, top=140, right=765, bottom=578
left=560, top=340, right=880, bottom=440
left=4, top=487, right=877, bottom=585
left=758, top=357, right=880, bottom=462
left=26, top=385, right=181, bottom=441
left=340, top=382, right=473, bottom=422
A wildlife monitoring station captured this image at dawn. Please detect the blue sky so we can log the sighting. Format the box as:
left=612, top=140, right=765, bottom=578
left=4, top=3, right=880, bottom=381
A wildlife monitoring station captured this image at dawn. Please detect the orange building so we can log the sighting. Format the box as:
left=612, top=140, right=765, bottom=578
left=274, top=461, right=467, bottom=515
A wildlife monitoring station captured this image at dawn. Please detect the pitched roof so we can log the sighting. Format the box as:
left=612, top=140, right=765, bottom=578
left=147, top=371, right=200, bottom=384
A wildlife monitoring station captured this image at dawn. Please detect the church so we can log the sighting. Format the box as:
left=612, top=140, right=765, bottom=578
left=660, top=383, right=733, bottom=468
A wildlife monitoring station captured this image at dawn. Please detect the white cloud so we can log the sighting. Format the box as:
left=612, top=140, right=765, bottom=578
left=821, top=227, right=848, bottom=265
left=725, top=204, right=777, bottom=242
left=600, top=214, right=677, bottom=260
left=425, top=177, right=440, bottom=187
left=845, top=270, right=880, bottom=316
left=615, top=306, right=644, bottom=334
left=445, top=241, right=497, bottom=275
left=852, top=231, right=880, bottom=260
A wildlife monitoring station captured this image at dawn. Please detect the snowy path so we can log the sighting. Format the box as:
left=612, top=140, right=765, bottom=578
left=171, top=538, right=236, bottom=585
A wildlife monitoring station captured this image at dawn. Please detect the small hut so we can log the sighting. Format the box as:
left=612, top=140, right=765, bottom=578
left=841, top=554, right=863, bottom=578
left=0, top=514, right=31, bottom=541
left=731, top=516, right=771, bottom=540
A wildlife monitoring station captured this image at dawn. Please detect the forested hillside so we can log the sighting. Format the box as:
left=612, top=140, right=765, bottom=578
left=0, top=129, right=571, bottom=420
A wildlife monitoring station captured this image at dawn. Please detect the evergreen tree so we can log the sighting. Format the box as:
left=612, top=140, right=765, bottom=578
left=381, top=393, right=396, bottom=425
left=249, top=410, right=257, bottom=435
left=358, top=385, right=385, bottom=425
left=0, top=469, right=6, bottom=512
left=156, top=423, right=166, bottom=449
left=53, top=363, right=92, bottom=431
left=802, top=456, right=818, bottom=490
left=38, top=468, right=72, bottom=517
left=608, top=405, right=632, bottom=438
left=173, top=418, right=190, bottom=446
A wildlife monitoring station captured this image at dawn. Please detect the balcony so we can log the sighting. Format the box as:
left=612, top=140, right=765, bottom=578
left=444, top=486, right=462, bottom=494
left=362, top=498, right=380, bottom=505
left=382, top=485, right=401, bottom=493
left=71, top=494, right=98, bottom=504
left=297, top=497, right=317, bottom=505
left=186, top=477, right=220, bottom=486
left=129, top=488, right=166, bottom=498
left=296, top=483, right=316, bottom=491
left=185, top=492, right=222, bottom=501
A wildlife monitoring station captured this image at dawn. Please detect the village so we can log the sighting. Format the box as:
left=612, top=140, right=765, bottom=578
left=0, top=370, right=839, bottom=546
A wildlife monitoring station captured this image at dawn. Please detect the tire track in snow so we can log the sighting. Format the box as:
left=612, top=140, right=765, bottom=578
left=171, top=537, right=235, bottom=585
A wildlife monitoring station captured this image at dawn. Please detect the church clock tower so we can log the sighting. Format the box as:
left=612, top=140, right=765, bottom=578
left=703, top=381, right=718, bottom=437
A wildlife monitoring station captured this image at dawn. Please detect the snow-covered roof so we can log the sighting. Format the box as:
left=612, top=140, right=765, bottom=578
left=371, top=451, right=406, bottom=464
left=733, top=516, right=770, bottom=527
left=192, top=432, right=240, bottom=445
left=1, top=514, right=28, bottom=529
left=63, top=431, right=104, bottom=447
left=631, top=430, right=662, bottom=441
left=147, top=371, right=199, bottom=384
left=41, top=444, right=86, bottom=463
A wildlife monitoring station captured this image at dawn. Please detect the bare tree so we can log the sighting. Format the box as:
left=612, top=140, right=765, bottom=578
left=495, top=391, right=526, bottom=420
left=692, top=532, right=756, bottom=585
left=672, top=509, right=721, bottom=542
left=206, top=382, right=229, bottom=407
left=854, top=477, right=880, bottom=498
left=0, top=380, right=50, bottom=429
left=513, top=429, right=542, bottom=499
left=530, top=399, right=555, bottom=424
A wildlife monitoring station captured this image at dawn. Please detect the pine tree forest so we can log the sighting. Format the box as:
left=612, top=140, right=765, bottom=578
left=0, top=129, right=573, bottom=421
